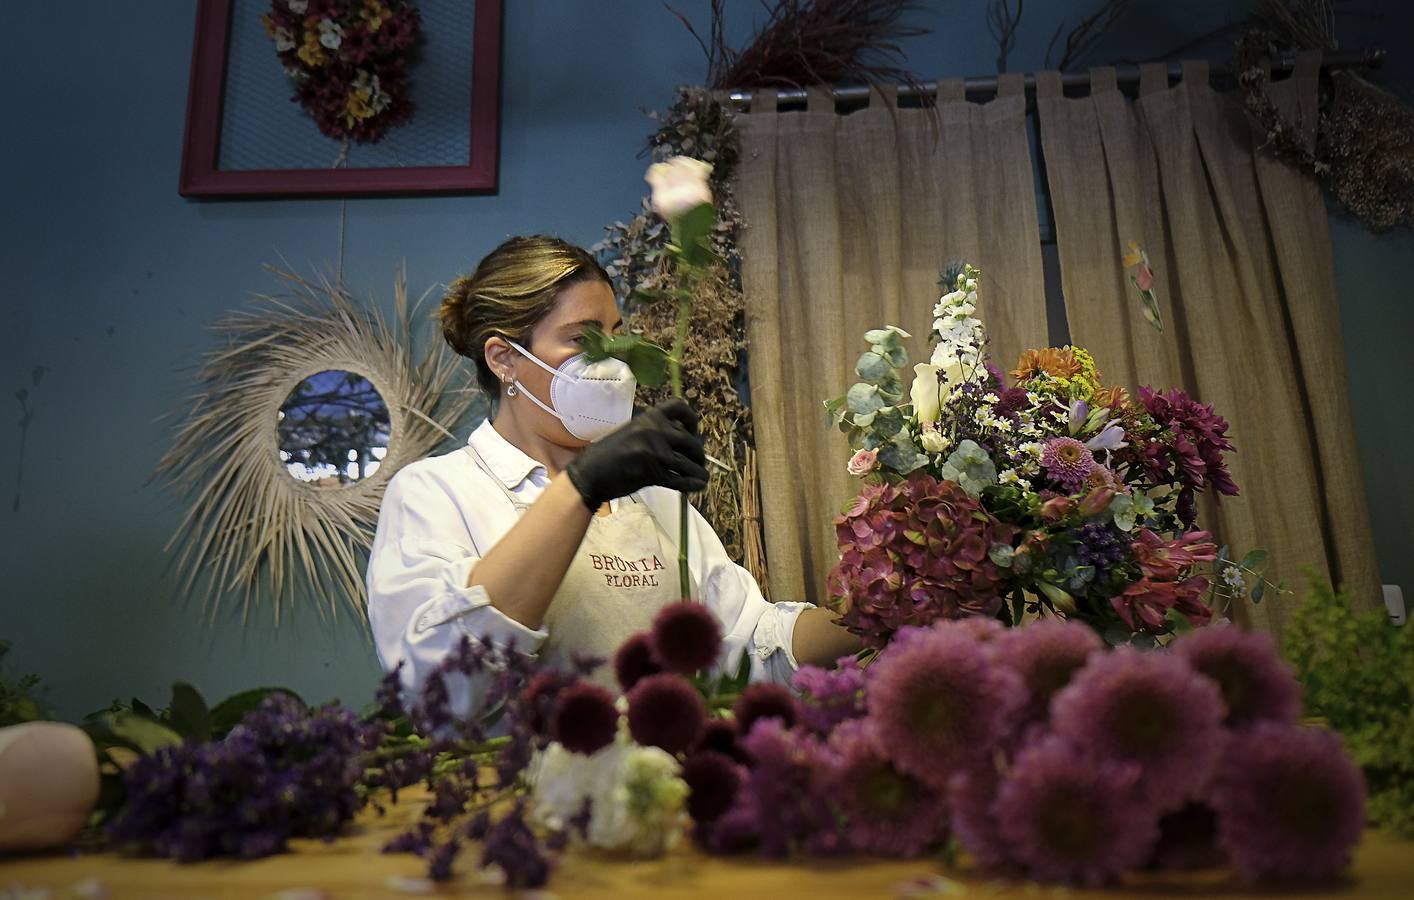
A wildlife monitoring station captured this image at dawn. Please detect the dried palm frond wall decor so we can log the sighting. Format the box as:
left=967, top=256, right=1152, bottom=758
left=154, top=266, right=478, bottom=625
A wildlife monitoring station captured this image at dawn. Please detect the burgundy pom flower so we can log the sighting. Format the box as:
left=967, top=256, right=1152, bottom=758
left=626, top=673, right=706, bottom=755
left=681, top=750, right=743, bottom=824
left=1172, top=626, right=1302, bottom=729
left=550, top=681, right=619, bottom=756
left=613, top=631, right=662, bottom=693
left=733, top=683, right=798, bottom=738
left=1210, top=722, right=1366, bottom=881
left=695, top=717, right=745, bottom=763
left=650, top=603, right=723, bottom=675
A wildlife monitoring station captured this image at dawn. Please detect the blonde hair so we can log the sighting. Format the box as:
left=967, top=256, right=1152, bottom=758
left=439, top=235, right=610, bottom=396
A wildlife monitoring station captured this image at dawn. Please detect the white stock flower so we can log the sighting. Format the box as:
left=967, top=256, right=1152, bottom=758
left=645, top=156, right=713, bottom=220
left=529, top=734, right=689, bottom=857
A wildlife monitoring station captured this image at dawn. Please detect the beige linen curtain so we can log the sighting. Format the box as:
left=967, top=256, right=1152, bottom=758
left=735, top=77, right=1049, bottom=604
left=1035, top=53, right=1382, bottom=629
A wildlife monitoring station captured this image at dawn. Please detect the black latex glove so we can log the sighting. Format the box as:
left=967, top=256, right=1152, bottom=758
left=566, top=398, right=708, bottom=509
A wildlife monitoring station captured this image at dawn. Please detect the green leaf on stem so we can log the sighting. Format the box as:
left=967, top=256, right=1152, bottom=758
left=580, top=325, right=670, bottom=388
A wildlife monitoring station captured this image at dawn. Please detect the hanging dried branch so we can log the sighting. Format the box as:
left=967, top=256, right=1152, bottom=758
left=676, top=0, right=931, bottom=92
left=1045, top=0, right=1134, bottom=71
left=987, top=0, right=1024, bottom=73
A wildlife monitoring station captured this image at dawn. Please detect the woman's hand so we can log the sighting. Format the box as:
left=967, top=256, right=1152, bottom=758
left=566, top=399, right=708, bottom=509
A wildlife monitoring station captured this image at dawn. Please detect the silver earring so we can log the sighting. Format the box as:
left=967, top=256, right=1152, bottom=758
left=505, top=378, right=518, bottom=398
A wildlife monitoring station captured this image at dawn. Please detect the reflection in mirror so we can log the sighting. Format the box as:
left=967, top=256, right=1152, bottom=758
left=277, top=370, right=391, bottom=487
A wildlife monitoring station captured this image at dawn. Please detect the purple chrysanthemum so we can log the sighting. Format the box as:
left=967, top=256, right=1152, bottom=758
left=650, top=603, right=723, bottom=675
left=734, top=683, right=798, bottom=737
left=1050, top=648, right=1226, bottom=810
left=1209, top=722, right=1365, bottom=881
left=1136, top=385, right=1239, bottom=527
left=826, top=720, right=949, bottom=857
left=613, top=631, right=662, bottom=693
left=626, top=673, right=706, bottom=755
left=994, top=735, right=1160, bottom=885
left=681, top=750, right=743, bottom=824
left=1171, top=626, right=1301, bottom=729
left=739, top=719, right=843, bottom=857
left=994, top=619, right=1105, bottom=729
left=947, top=764, right=1008, bottom=870
left=550, top=681, right=619, bottom=756
left=792, top=656, right=866, bottom=735
left=1151, top=802, right=1226, bottom=871
left=1041, top=437, right=1097, bottom=492
left=866, top=626, right=1026, bottom=789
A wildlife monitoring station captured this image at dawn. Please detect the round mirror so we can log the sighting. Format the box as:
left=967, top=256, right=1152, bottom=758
left=277, top=370, right=391, bottom=487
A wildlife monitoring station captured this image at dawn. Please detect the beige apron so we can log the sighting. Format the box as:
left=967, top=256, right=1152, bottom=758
left=468, top=445, right=684, bottom=691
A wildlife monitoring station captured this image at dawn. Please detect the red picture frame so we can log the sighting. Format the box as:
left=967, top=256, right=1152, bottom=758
left=179, top=0, right=502, bottom=198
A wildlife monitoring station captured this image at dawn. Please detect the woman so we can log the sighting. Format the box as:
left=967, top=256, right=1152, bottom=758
left=367, top=236, right=859, bottom=710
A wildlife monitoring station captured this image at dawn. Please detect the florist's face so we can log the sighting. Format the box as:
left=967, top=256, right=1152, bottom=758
left=510, top=278, right=622, bottom=447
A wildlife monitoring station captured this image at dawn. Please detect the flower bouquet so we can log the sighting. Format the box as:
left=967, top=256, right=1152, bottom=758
left=261, top=0, right=421, bottom=143
left=824, top=264, right=1276, bottom=648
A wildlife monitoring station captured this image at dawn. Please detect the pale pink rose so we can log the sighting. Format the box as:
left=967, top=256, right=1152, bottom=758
left=645, top=157, right=713, bottom=220
left=847, top=448, right=879, bottom=476
left=1136, top=262, right=1155, bottom=292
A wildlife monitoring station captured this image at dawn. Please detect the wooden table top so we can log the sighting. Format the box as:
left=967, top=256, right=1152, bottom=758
left=4, top=788, right=1412, bottom=899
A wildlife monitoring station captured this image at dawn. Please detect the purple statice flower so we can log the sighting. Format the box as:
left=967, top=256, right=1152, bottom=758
left=107, top=694, right=378, bottom=862
left=792, top=656, right=866, bottom=735
left=480, top=801, right=552, bottom=889
left=427, top=837, right=460, bottom=881
left=825, top=719, right=948, bottom=857
left=733, top=683, right=798, bottom=737
left=993, top=618, right=1104, bottom=731
left=994, top=735, right=1161, bottom=885
left=696, top=791, right=762, bottom=855
left=1209, top=722, right=1365, bottom=881
left=737, top=719, right=842, bottom=857
left=1136, top=386, right=1239, bottom=527
left=650, top=602, right=723, bottom=675
left=626, top=673, right=706, bottom=755
left=1050, top=648, right=1226, bottom=810
left=1040, top=437, right=1097, bottom=493
left=1171, top=626, right=1302, bottom=729
left=865, top=623, right=1026, bottom=789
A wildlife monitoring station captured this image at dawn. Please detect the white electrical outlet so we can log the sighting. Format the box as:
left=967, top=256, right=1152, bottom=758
left=1383, top=584, right=1406, bottom=626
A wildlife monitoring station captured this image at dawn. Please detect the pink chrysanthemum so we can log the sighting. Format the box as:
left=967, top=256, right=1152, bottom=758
left=650, top=603, right=722, bottom=676
left=550, top=681, right=619, bottom=755
left=994, top=735, right=1160, bottom=885
left=1210, top=722, right=1365, bottom=881
left=1050, top=648, right=1225, bottom=810
left=994, top=619, right=1104, bottom=728
left=613, top=631, right=662, bottom=693
left=825, top=719, right=948, bottom=857
left=626, top=673, right=706, bottom=755
left=1041, top=437, right=1097, bottom=492
left=733, top=683, right=798, bottom=738
left=1171, top=626, right=1302, bottom=729
left=682, top=750, right=743, bottom=824
left=792, top=656, right=866, bottom=735
left=866, top=626, right=1026, bottom=789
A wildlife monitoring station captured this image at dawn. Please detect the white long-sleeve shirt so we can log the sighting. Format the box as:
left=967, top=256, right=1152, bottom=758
left=366, top=420, right=808, bottom=708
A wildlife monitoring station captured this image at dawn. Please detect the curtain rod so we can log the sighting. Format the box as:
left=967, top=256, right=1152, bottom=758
left=723, top=47, right=1386, bottom=109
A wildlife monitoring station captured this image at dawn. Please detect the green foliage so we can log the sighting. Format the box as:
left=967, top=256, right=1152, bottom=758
left=824, top=325, right=927, bottom=475
left=579, top=325, right=670, bottom=388
left=0, top=640, right=45, bottom=726
left=1281, top=577, right=1414, bottom=837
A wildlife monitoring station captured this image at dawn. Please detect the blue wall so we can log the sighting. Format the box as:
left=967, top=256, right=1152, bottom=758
left=3, top=1, right=1411, bottom=721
